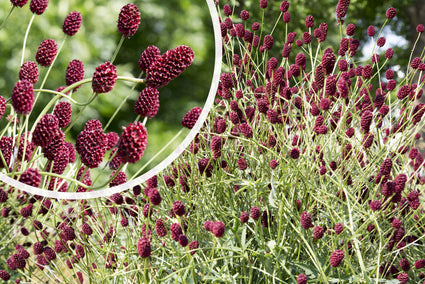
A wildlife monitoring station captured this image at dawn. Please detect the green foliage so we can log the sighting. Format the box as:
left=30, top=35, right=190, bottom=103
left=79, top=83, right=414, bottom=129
left=0, top=0, right=425, bottom=283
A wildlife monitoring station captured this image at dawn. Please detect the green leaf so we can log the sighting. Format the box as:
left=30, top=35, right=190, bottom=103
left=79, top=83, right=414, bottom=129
left=269, top=179, right=278, bottom=208
left=241, top=226, right=246, bottom=248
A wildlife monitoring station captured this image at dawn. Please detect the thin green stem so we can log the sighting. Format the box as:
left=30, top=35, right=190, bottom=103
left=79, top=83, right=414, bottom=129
left=89, top=163, right=125, bottom=190
left=63, top=93, right=96, bottom=134
left=117, top=76, right=145, bottom=84
left=37, top=36, right=67, bottom=91
left=0, top=6, right=14, bottom=31
left=33, top=89, right=79, bottom=104
left=407, top=32, right=421, bottom=75
left=130, top=128, right=185, bottom=180
left=8, top=171, right=88, bottom=188
left=111, top=35, right=125, bottom=64
left=62, top=78, right=92, bottom=94
left=29, top=37, right=67, bottom=133
left=104, top=72, right=143, bottom=131
left=143, top=258, right=148, bottom=283
left=29, top=95, right=61, bottom=134
left=21, top=13, right=35, bottom=65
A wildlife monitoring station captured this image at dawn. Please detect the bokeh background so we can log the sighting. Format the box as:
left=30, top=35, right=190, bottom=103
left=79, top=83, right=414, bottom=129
left=0, top=0, right=215, bottom=180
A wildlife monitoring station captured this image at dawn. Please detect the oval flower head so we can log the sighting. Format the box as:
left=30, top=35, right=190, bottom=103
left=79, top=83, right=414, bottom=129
left=91, top=62, right=117, bottom=94
left=146, top=45, right=195, bottom=88
left=63, top=11, right=82, bottom=36
left=117, top=121, right=148, bottom=163
left=117, top=3, right=141, bottom=37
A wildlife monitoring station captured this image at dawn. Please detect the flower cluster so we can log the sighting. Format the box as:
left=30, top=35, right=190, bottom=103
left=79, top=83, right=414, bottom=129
left=2, top=0, right=424, bottom=283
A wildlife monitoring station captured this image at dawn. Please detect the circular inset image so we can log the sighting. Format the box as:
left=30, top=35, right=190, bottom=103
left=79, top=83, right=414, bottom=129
left=0, top=0, right=221, bottom=199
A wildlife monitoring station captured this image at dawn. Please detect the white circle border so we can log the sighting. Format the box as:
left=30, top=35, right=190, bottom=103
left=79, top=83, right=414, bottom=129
left=0, top=0, right=222, bottom=200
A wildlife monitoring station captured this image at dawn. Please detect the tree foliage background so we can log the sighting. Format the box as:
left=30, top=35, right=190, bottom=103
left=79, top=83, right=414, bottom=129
left=0, top=0, right=424, bottom=174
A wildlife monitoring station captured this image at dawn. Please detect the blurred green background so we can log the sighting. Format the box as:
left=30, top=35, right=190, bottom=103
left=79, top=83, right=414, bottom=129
left=0, top=0, right=215, bottom=181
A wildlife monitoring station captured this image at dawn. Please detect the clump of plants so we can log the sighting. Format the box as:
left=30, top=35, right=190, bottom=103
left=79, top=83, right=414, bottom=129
left=0, top=0, right=198, bottom=282
left=1, top=0, right=425, bottom=283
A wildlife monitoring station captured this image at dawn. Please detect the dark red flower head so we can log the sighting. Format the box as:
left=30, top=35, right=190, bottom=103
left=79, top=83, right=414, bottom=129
left=0, top=136, right=13, bottom=169
left=66, top=59, right=84, bottom=88
left=170, top=223, right=183, bottom=241
left=386, top=7, right=396, bottom=19
left=19, top=61, right=39, bottom=84
left=334, top=223, right=344, bottom=234
left=76, top=128, right=108, bottom=168
left=305, top=15, right=314, bottom=28
left=63, top=11, right=82, bottom=36
left=155, top=218, right=167, bottom=237
left=346, top=23, right=355, bottom=36
left=330, top=249, right=344, bottom=267
left=367, top=25, right=375, bottom=37
left=282, top=12, right=290, bottom=23
left=172, top=200, right=185, bottom=216
left=10, top=0, right=28, bottom=7
left=290, top=147, right=300, bottom=159
left=92, top=61, right=117, bottom=94
left=50, top=148, right=69, bottom=174
left=377, top=37, right=386, bottom=47
left=300, top=211, right=313, bottom=229
left=134, top=87, right=160, bottom=118
left=240, top=10, right=249, bottom=20
left=42, top=130, right=64, bottom=160
left=65, top=141, right=76, bottom=163
left=53, top=101, right=72, bottom=128
left=240, top=211, right=249, bottom=223
left=302, top=32, right=312, bottom=44
left=105, top=131, right=119, bottom=150
left=181, top=107, right=202, bottom=129
left=263, top=35, right=274, bottom=50
left=146, top=45, right=194, bottom=88
left=414, top=259, right=425, bottom=269
left=212, top=221, right=225, bottom=238
left=81, top=223, right=93, bottom=235
left=397, top=84, right=411, bottom=100
left=223, top=5, right=232, bottom=16
left=117, top=121, right=148, bottom=164
left=360, top=110, right=373, bottom=133
left=0, top=270, right=10, bottom=281
left=137, top=237, right=151, bottom=258
left=147, top=188, right=161, bottom=205
left=12, top=80, right=34, bottom=115
left=139, top=45, right=161, bottom=72
left=36, top=39, right=57, bottom=67
left=109, top=171, right=127, bottom=187
left=0, top=96, right=5, bottom=120
left=297, top=274, right=308, bottom=284
left=336, top=0, right=350, bottom=20
left=250, top=207, right=260, bottom=220
left=117, top=4, right=141, bottom=37
left=32, top=114, right=60, bottom=147
left=189, top=240, right=199, bottom=255
left=83, top=119, right=102, bottom=132
left=30, top=0, right=48, bottom=15
left=280, top=1, right=289, bottom=12
left=238, top=123, right=253, bottom=138
left=19, top=168, right=41, bottom=187
left=178, top=234, right=188, bottom=247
